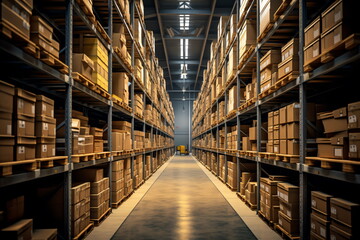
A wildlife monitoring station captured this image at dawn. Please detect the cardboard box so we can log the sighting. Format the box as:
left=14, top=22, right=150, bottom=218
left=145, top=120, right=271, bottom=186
left=274, top=140, right=280, bottom=153
left=280, top=199, right=299, bottom=219
left=281, top=38, right=299, bottom=62
left=287, top=122, right=299, bottom=139
left=72, top=53, right=94, bottom=80
left=280, top=140, right=287, bottom=154
left=94, top=140, right=103, bottom=153
left=279, top=124, right=287, bottom=139
left=239, top=20, right=256, bottom=60
left=15, top=136, right=36, bottom=160
left=260, top=50, right=281, bottom=72
left=318, top=107, right=347, bottom=134
left=0, top=219, right=33, bottom=240
left=273, top=110, right=279, bottom=125
left=1, top=0, right=31, bottom=38
left=32, top=229, right=57, bottom=240
left=35, top=116, right=56, bottom=138
left=0, top=112, right=12, bottom=136
left=330, top=197, right=360, bottom=227
left=259, top=0, right=282, bottom=37
left=304, top=39, right=321, bottom=66
left=0, top=136, right=15, bottom=162
left=113, top=73, right=129, bottom=105
left=329, top=223, right=358, bottom=240
left=15, top=114, right=35, bottom=137
left=278, top=56, right=299, bottom=80
left=278, top=211, right=299, bottom=235
left=30, top=16, right=53, bottom=41
left=286, top=103, right=300, bottom=123
left=311, top=191, right=333, bottom=216
left=278, top=182, right=299, bottom=204
left=75, top=168, right=104, bottom=182
left=321, top=22, right=349, bottom=54
left=112, top=189, right=124, bottom=203
left=311, top=212, right=330, bottom=239
left=0, top=80, right=15, bottom=113
left=15, top=88, right=36, bottom=117
left=348, top=101, right=360, bottom=129
left=36, top=137, right=55, bottom=158
left=287, top=139, right=299, bottom=155
left=305, top=16, right=321, bottom=47
left=31, top=34, right=59, bottom=58
left=2, top=196, right=24, bottom=225
left=112, top=160, right=124, bottom=172
left=349, top=133, right=360, bottom=159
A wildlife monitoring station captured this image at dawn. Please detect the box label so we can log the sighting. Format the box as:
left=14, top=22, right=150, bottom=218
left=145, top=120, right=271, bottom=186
left=349, top=115, right=357, bottom=123
left=312, top=200, right=316, bottom=207
left=43, top=104, right=46, bottom=112
left=42, top=144, right=47, bottom=152
left=334, top=12, right=341, bottom=23
left=334, top=34, right=341, bottom=44
left=18, top=99, right=24, bottom=110
left=18, top=146, right=25, bottom=154
left=32, top=105, right=35, bottom=114
left=313, top=48, right=319, bottom=57
left=43, top=123, right=48, bottom=131
left=19, top=120, right=25, bottom=128
left=52, top=148, right=55, bottom=156
left=334, top=148, right=343, bottom=157
left=285, top=66, right=290, bottom=74
left=331, top=234, right=336, bottom=240
left=7, top=125, right=11, bottom=135
left=320, top=227, right=326, bottom=237
left=331, top=207, right=337, bottom=215
left=314, top=29, right=319, bottom=38
left=311, top=222, right=315, bottom=230
left=350, top=145, right=357, bottom=153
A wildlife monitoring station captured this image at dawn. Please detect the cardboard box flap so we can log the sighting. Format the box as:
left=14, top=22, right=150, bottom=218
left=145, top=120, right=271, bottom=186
left=0, top=80, right=15, bottom=95
left=260, top=177, right=281, bottom=185
left=316, top=138, right=331, bottom=144
left=15, top=88, right=36, bottom=103
left=0, top=135, right=15, bottom=145
left=348, top=101, right=360, bottom=111
left=16, top=136, right=36, bottom=144
left=331, top=198, right=360, bottom=210
left=36, top=95, right=54, bottom=105
left=278, top=182, right=299, bottom=191
left=312, top=191, right=333, bottom=200
left=82, top=54, right=95, bottom=70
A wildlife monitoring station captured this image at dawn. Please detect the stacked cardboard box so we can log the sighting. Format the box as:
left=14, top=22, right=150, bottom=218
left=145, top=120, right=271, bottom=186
left=218, top=155, right=225, bottom=179
left=304, top=17, right=321, bottom=67
left=112, top=160, right=125, bottom=204
left=14, top=89, right=36, bottom=161
left=277, top=182, right=299, bottom=236
left=112, top=23, right=127, bottom=54
left=227, top=126, right=237, bottom=150
left=329, top=197, right=360, bottom=239
left=30, top=16, right=60, bottom=58
left=278, top=103, right=300, bottom=155
left=72, top=53, right=94, bottom=80
left=310, top=191, right=333, bottom=239
left=260, top=50, right=281, bottom=93
left=112, top=121, right=132, bottom=151
left=217, top=16, right=229, bottom=42
left=90, top=127, right=103, bottom=153
left=134, top=155, right=143, bottom=186
left=278, top=38, right=299, bottom=80
left=78, top=129, right=93, bottom=155
left=227, top=157, right=237, bottom=189
left=124, top=158, right=133, bottom=195
left=145, top=155, right=151, bottom=178
left=219, top=101, right=225, bottom=119
left=134, top=93, right=144, bottom=117
left=35, top=95, right=56, bottom=158
left=227, top=42, right=238, bottom=82
left=135, top=59, right=144, bottom=84
left=56, top=117, right=80, bottom=155
left=238, top=20, right=256, bottom=62
left=134, top=130, right=144, bottom=150
left=349, top=101, right=360, bottom=159
left=145, top=104, right=153, bottom=123
left=240, top=172, right=255, bottom=196
left=258, top=0, right=282, bottom=37
left=245, top=182, right=257, bottom=207
left=227, top=86, right=238, bottom=113
left=0, top=81, right=15, bottom=162
left=71, top=182, right=90, bottom=237
left=113, top=73, right=129, bottom=105
left=83, top=37, right=109, bottom=91
left=247, top=120, right=267, bottom=151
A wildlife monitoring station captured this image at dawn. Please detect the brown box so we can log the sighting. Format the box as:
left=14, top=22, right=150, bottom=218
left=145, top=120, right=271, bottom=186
left=278, top=211, right=299, bottom=235
left=113, top=73, right=129, bottom=105
left=112, top=189, right=124, bottom=203
left=15, top=88, right=36, bottom=117
left=30, top=16, right=53, bottom=41
left=278, top=56, right=299, bottom=80
left=112, top=160, right=124, bottom=172
left=305, top=17, right=321, bottom=47
left=287, top=139, right=299, bottom=155
left=35, top=116, right=56, bottom=138
left=318, top=107, right=347, bottom=134
left=329, top=223, right=357, bottom=240
left=280, top=199, right=299, bottom=219
left=304, top=39, right=321, bottom=66
left=280, top=140, right=287, bottom=154
left=260, top=50, right=281, bottom=72
left=273, top=125, right=280, bottom=140
left=279, top=124, right=287, bottom=140
left=2, top=196, right=24, bottom=225
left=1, top=0, right=31, bottom=38
left=238, top=20, right=256, bottom=61
left=281, top=38, right=299, bottom=62
left=260, top=177, right=280, bottom=195
left=113, top=121, right=131, bottom=132
left=35, top=95, right=54, bottom=118
left=330, top=197, right=360, bottom=227
left=273, top=110, right=279, bottom=125
left=349, top=133, right=360, bottom=159
left=287, top=122, right=299, bottom=139
left=311, top=212, right=330, bottom=239
left=90, top=127, right=103, bottom=139
left=32, top=229, right=57, bottom=240
left=249, top=127, right=256, bottom=141
left=287, top=103, right=300, bottom=123
left=36, top=137, right=55, bottom=158
left=268, top=111, right=274, bottom=126
left=94, top=140, right=103, bottom=153
left=14, top=114, right=35, bottom=137
left=348, top=101, right=360, bottom=129
left=0, top=112, right=12, bottom=136
left=0, top=136, right=15, bottom=162
left=279, top=106, right=287, bottom=124
left=75, top=168, right=104, bottom=182
left=259, top=0, right=282, bottom=37
left=311, top=191, right=333, bottom=216
left=0, top=80, right=15, bottom=113
left=274, top=140, right=280, bottom=153
left=278, top=182, right=299, bottom=204
left=72, top=54, right=94, bottom=80
left=15, top=136, right=36, bottom=161
left=0, top=219, right=33, bottom=240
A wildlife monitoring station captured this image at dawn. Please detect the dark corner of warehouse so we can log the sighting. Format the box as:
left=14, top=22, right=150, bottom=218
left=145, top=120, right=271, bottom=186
left=0, top=0, right=360, bottom=239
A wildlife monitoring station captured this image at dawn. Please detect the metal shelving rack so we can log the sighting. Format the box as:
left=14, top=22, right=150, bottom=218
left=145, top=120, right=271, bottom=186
left=192, top=0, right=360, bottom=239
left=0, top=0, right=175, bottom=239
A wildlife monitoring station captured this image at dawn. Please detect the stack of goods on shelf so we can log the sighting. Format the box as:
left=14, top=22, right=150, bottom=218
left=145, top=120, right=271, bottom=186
left=211, top=133, right=216, bottom=148
left=145, top=155, right=151, bottom=178
left=135, top=59, right=144, bottom=85
left=90, top=127, right=103, bottom=153
left=15, top=88, right=36, bottom=161
left=240, top=172, right=255, bottom=197
left=244, top=70, right=257, bottom=102
left=56, top=115, right=80, bottom=155
left=152, top=156, right=157, bottom=171
left=330, top=197, right=360, bottom=239
left=134, top=93, right=144, bottom=118
left=82, top=36, right=109, bottom=91
left=0, top=81, right=15, bottom=163
left=35, top=95, right=56, bottom=158
left=227, top=157, right=237, bottom=189
left=133, top=155, right=143, bottom=187
left=211, top=153, right=217, bottom=173
left=219, top=101, right=225, bottom=120
left=72, top=111, right=93, bottom=155
left=134, top=130, right=144, bottom=150
left=113, top=72, right=129, bottom=105
left=144, top=132, right=151, bottom=149
left=72, top=53, right=94, bottom=81
left=145, top=104, right=153, bottom=123
left=219, top=155, right=225, bottom=180
left=71, top=182, right=90, bottom=238
left=245, top=181, right=257, bottom=208
left=112, top=160, right=125, bottom=205
left=310, top=191, right=333, bottom=239
left=227, top=41, right=237, bottom=82
left=260, top=175, right=288, bottom=223
left=227, top=126, right=237, bottom=150
left=248, top=120, right=267, bottom=151
left=304, top=17, right=320, bottom=69
left=277, top=182, right=299, bottom=236
left=217, top=16, right=229, bottom=60
left=260, top=49, right=281, bottom=94
left=277, top=38, right=299, bottom=81
left=238, top=20, right=256, bottom=63
left=124, top=158, right=133, bottom=196
left=258, top=0, right=282, bottom=38
left=113, top=23, right=130, bottom=62
left=279, top=104, right=299, bottom=155
left=112, top=121, right=132, bottom=151
left=227, top=86, right=238, bottom=114
left=75, top=168, right=109, bottom=221
left=30, top=16, right=60, bottom=58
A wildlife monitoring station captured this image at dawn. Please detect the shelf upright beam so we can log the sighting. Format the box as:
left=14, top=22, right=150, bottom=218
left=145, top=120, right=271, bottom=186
left=108, top=0, right=113, bottom=208
left=255, top=0, right=261, bottom=213
left=64, top=0, right=73, bottom=239
left=130, top=0, right=135, bottom=189
left=299, top=0, right=308, bottom=239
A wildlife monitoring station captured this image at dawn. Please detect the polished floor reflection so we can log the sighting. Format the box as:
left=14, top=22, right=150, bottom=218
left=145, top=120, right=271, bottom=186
left=111, top=156, right=257, bottom=240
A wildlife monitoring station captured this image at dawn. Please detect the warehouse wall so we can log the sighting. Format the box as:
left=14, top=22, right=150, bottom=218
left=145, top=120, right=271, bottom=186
left=172, top=100, right=193, bottom=150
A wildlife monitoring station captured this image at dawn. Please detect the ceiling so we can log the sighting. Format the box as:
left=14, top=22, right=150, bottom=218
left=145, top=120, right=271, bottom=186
left=144, top=0, right=236, bottom=92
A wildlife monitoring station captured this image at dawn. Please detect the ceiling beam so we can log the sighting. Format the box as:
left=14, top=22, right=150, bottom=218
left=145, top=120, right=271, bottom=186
left=170, top=71, right=201, bottom=75
left=194, top=0, right=217, bottom=90
left=167, top=90, right=199, bottom=93
left=145, top=8, right=232, bottom=18
left=154, top=0, right=173, bottom=89
left=171, top=79, right=197, bottom=83
left=168, top=60, right=200, bottom=65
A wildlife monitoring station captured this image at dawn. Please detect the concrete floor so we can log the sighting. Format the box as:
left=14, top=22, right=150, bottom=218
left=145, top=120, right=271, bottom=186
left=87, top=155, right=281, bottom=240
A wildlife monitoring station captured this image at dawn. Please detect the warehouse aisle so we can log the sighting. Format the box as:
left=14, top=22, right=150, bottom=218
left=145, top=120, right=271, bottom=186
left=111, top=155, right=256, bottom=240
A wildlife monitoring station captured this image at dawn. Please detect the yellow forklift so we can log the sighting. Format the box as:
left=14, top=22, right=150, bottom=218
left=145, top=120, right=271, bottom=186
left=176, top=145, right=189, bottom=155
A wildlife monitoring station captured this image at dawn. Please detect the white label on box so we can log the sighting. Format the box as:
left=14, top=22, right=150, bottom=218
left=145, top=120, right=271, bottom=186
left=18, top=146, right=25, bottom=154
left=312, top=200, right=316, bottom=207
left=7, top=125, right=11, bottom=135
left=313, top=48, right=319, bottom=57
left=32, top=105, right=35, bottom=114
left=331, top=234, right=336, bottom=240
left=287, top=210, right=291, bottom=217
left=42, top=145, right=47, bottom=152
left=19, top=120, right=25, bottom=128
left=265, top=186, right=269, bottom=192
left=320, top=227, right=326, bottom=237
left=311, top=222, right=315, bottom=229
left=334, top=148, right=343, bottom=157
left=43, top=104, right=46, bottom=112
left=51, top=110, right=54, bottom=117
left=331, top=207, right=337, bottom=215
left=285, top=67, right=290, bottom=74
left=54, top=128, right=56, bottom=135
left=349, top=115, right=357, bottom=123
left=279, top=219, right=282, bottom=225
left=52, top=148, right=55, bottom=156
left=274, top=146, right=278, bottom=153
left=314, top=29, right=319, bottom=38
left=18, top=99, right=24, bottom=109
left=334, top=34, right=341, bottom=44
left=44, top=123, right=48, bottom=131
left=350, top=145, right=357, bottom=153
left=295, top=104, right=300, bottom=109
left=334, top=12, right=341, bottom=23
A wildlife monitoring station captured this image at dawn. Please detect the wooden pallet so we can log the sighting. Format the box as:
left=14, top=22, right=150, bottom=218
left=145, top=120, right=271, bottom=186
left=135, top=112, right=143, bottom=119
left=236, top=192, right=246, bottom=202
left=245, top=200, right=257, bottom=210
left=257, top=23, right=274, bottom=43
left=258, top=210, right=276, bottom=230
left=36, top=156, right=68, bottom=169
left=72, top=222, right=94, bottom=240
left=112, top=151, right=124, bottom=157
left=226, top=110, right=237, bottom=119
left=245, top=151, right=258, bottom=157
left=275, top=224, right=300, bottom=240
left=259, top=152, right=276, bottom=160
left=113, top=47, right=132, bottom=71
left=0, top=160, right=37, bottom=177
left=275, top=154, right=299, bottom=163
left=135, top=180, right=145, bottom=189
left=305, top=157, right=360, bottom=173
left=39, top=49, right=69, bottom=74
left=72, top=153, right=95, bottom=163
left=95, top=152, right=111, bottom=160
left=96, top=21, right=111, bottom=44
left=275, top=71, right=299, bottom=88
left=274, top=0, right=293, bottom=21
left=226, top=183, right=236, bottom=191
left=93, top=85, right=110, bottom=99
left=0, top=21, right=39, bottom=58
left=72, top=72, right=96, bottom=90
left=238, top=45, right=256, bottom=70
left=238, top=0, right=256, bottom=28
left=259, top=84, right=277, bottom=99
left=91, top=208, right=111, bottom=226
left=238, top=98, right=256, bottom=111
left=75, top=0, right=96, bottom=24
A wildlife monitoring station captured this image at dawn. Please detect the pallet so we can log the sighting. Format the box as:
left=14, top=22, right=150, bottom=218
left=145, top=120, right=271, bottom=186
left=112, top=151, right=124, bottom=157
left=96, top=21, right=111, bottom=44
left=274, top=0, right=293, bottom=21
left=72, top=153, right=96, bottom=163
left=135, top=112, right=144, bottom=119
left=257, top=23, right=274, bottom=43
left=226, top=70, right=237, bottom=86
left=245, top=200, right=257, bottom=210
left=91, top=208, right=111, bottom=226
left=305, top=157, right=360, bottom=173
left=39, top=49, right=69, bottom=74
left=258, top=210, right=276, bottom=230
left=238, top=98, right=256, bottom=111
left=93, top=85, right=110, bottom=99
left=75, top=0, right=96, bottom=24
left=275, top=154, right=299, bottom=163
left=72, top=72, right=96, bottom=90
left=245, top=151, right=258, bottom=157
left=238, top=45, right=256, bottom=70
left=236, top=192, right=246, bottom=202
left=275, top=224, right=300, bottom=240
left=259, top=84, right=277, bottom=99
left=0, top=160, right=37, bottom=177
left=72, top=222, right=94, bottom=240
left=238, top=0, right=256, bottom=28
left=226, top=110, right=237, bottom=119
left=36, top=156, right=68, bottom=169
left=259, top=152, right=277, bottom=160
left=113, top=47, right=132, bottom=71
left=95, top=152, right=111, bottom=160
left=0, top=21, right=39, bottom=58
left=275, top=71, right=299, bottom=88
left=226, top=183, right=236, bottom=191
